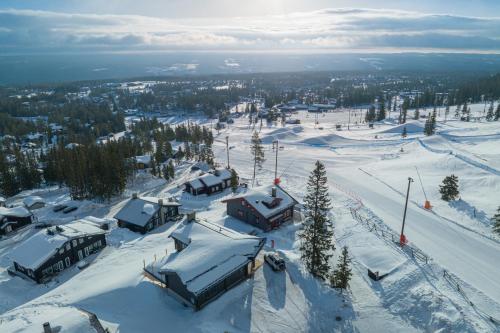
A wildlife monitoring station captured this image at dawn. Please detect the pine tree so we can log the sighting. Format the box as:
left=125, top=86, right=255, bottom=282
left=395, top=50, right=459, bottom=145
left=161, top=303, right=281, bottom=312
left=413, top=108, right=420, bottom=120
left=402, top=126, right=407, bottom=138
left=250, top=131, right=265, bottom=184
left=230, top=168, right=239, bottom=193
left=365, top=105, right=376, bottom=123
left=376, top=100, right=386, bottom=121
left=330, top=246, right=352, bottom=290
left=492, top=207, right=500, bottom=235
left=439, top=174, right=459, bottom=201
left=299, top=161, right=334, bottom=280
left=486, top=102, right=494, bottom=121
left=495, top=104, right=500, bottom=121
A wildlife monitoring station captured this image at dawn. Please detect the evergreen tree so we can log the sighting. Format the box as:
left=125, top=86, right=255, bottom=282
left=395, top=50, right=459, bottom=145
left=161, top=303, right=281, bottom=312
left=486, top=102, right=494, bottom=121
left=495, top=103, right=500, bottom=121
left=492, top=206, right=500, bottom=235
left=230, top=168, right=239, bottom=193
left=402, top=126, right=407, bottom=138
left=299, top=161, right=334, bottom=280
left=365, top=105, right=376, bottom=123
left=376, top=100, right=386, bottom=121
left=250, top=131, right=265, bottom=184
left=439, top=175, right=459, bottom=201
left=168, top=160, right=175, bottom=180
left=330, top=246, right=352, bottom=290
left=413, top=108, right=420, bottom=120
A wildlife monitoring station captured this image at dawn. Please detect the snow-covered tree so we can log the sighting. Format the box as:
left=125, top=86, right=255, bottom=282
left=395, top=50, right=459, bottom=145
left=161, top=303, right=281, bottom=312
left=299, top=161, right=334, bottom=280
left=250, top=131, right=265, bottom=183
left=495, top=103, right=500, bottom=121
left=376, top=100, right=386, bottom=121
left=439, top=174, right=459, bottom=201
left=413, top=108, right=420, bottom=120
left=402, top=126, right=407, bottom=138
left=492, top=207, right=500, bottom=235
left=330, top=246, right=352, bottom=290
left=424, top=110, right=437, bottom=136
left=230, top=168, right=239, bottom=193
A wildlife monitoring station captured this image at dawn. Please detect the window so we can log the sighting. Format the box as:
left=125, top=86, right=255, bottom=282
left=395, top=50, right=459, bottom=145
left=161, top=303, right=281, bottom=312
left=97, top=240, right=102, bottom=247
left=84, top=247, right=89, bottom=256
left=238, top=209, right=243, bottom=217
left=65, top=243, right=71, bottom=251
left=56, top=261, right=64, bottom=271
left=5, top=225, right=12, bottom=233
left=59, top=248, right=64, bottom=255
left=65, top=257, right=71, bottom=267
left=72, top=240, right=77, bottom=247
left=79, top=238, right=83, bottom=244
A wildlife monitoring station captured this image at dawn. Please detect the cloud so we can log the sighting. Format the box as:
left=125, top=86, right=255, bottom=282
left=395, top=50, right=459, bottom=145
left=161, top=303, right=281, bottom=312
left=0, top=8, right=500, bottom=53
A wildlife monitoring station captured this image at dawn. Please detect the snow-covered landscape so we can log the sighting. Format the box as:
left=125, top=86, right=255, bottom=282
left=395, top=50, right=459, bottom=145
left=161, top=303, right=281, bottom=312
left=1, top=102, right=499, bottom=332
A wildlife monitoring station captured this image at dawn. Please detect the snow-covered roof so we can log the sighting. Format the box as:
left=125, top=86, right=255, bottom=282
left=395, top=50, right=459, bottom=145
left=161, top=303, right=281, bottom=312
left=214, top=168, right=232, bottom=180
left=199, top=173, right=221, bottom=187
left=187, top=178, right=205, bottom=190
left=141, top=196, right=181, bottom=207
left=226, top=185, right=297, bottom=218
left=135, top=155, right=151, bottom=165
left=0, top=206, right=32, bottom=218
left=113, top=197, right=159, bottom=227
left=23, top=196, right=45, bottom=208
left=159, top=219, right=264, bottom=294
left=0, top=196, right=5, bottom=203
left=9, top=219, right=105, bottom=270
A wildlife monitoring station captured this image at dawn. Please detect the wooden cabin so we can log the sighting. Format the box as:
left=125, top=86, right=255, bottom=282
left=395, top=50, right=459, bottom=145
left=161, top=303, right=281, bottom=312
left=223, top=185, right=298, bottom=232
left=114, top=195, right=181, bottom=234
left=9, top=219, right=107, bottom=283
left=184, top=169, right=234, bottom=196
left=0, top=206, right=34, bottom=236
left=150, top=218, right=265, bottom=310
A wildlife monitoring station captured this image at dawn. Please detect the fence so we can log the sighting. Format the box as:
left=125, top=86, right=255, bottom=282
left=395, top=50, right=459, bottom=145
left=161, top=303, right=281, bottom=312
left=350, top=207, right=430, bottom=264
left=443, top=270, right=499, bottom=325
left=350, top=206, right=499, bottom=327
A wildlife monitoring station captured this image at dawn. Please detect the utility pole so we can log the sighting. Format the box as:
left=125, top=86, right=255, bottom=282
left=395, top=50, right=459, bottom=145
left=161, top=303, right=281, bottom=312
left=400, top=177, right=414, bottom=246
left=348, top=108, right=351, bottom=130
left=273, top=140, right=279, bottom=184
left=225, top=136, right=230, bottom=169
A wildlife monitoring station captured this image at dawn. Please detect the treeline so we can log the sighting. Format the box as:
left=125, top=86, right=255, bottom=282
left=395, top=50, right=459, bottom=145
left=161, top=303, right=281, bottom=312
left=42, top=140, right=138, bottom=201
left=0, top=148, right=42, bottom=197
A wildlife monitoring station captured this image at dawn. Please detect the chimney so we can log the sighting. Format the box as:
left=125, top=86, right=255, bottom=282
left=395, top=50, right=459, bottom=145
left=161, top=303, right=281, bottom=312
left=132, top=192, right=138, bottom=199
left=158, top=198, right=163, bottom=206
left=43, top=322, right=52, bottom=333
left=187, top=211, right=196, bottom=222
left=271, top=187, right=277, bottom=198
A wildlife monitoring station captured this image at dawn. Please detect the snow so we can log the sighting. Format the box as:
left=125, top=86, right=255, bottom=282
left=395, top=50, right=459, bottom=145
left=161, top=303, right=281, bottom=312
left=113, top=197, right=159, bottom=227
left=23, top=195, right=45, bottom=208
left=1, top=103, right=500, bottom=332
left=135, top=155, right=151, bottom=165
left=226, top=185, right=296, bottom=218
left=8, top=219, right=105, bottom=270
left=157, top=219, right=263, bottom=294
left=0, top=206, right=32, bottom=218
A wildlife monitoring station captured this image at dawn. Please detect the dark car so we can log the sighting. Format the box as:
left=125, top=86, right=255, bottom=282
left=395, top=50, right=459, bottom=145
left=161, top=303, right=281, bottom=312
left=62, top=206, right=78, bottom=214
left=35, top=222, right=53, bottom=229
left=53, top=204, right=68, bottom=212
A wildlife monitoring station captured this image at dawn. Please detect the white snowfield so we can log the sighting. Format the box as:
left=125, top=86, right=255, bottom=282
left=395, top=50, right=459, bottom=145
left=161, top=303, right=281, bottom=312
left=0, top=103, right=499, bottom=332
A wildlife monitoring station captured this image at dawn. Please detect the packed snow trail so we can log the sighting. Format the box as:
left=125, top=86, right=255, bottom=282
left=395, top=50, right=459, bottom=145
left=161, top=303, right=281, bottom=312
left=333, top=168, right=500, bottom=307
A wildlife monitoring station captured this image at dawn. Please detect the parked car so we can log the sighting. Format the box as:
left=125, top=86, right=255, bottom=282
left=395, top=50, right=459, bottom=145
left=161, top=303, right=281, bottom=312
left=53, top=204, right=68, bottom=212
left=265, top=253, right=286, bottom=271
left=34, top=222, right=53, bottom=229
left=62, top=206, right=78, bottom=214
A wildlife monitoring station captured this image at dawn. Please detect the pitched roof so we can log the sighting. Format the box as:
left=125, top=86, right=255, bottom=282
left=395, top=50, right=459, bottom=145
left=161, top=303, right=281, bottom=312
left=113, top=197, right=159, bottom=227
left=224, top=185, right=297, bottom=218
left=186, top=168, right=233, bottom=189
left=135, top=155, right=151, bottom=165
left=23, top=196, right=45, bottom=208
left=0, top=206, right=32, bottom=218
left=158, top=219, right=264, bottom=295
left=9, top=219, right=105, bottom=270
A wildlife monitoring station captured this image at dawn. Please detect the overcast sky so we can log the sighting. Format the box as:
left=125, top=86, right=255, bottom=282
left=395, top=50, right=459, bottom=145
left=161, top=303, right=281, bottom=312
left=1, top=0, right=500, bottom=54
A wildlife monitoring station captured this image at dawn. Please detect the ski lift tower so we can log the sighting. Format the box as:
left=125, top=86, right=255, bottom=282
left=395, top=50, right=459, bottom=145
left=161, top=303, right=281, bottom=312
left=400, top=177, right=414, bottom=246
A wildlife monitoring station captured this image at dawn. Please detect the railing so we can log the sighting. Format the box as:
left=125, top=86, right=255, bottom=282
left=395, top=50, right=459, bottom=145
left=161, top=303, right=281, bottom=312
left=350, top=207, right=430, bottom=264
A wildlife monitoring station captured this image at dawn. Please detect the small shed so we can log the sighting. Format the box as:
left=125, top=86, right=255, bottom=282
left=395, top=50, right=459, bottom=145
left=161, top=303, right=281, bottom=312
left=23, top=196, right=46, bottom=210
